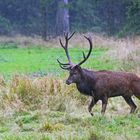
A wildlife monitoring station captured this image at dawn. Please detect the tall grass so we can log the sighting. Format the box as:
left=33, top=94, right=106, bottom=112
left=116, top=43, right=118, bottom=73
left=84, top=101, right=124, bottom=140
left=0, top=75, right=87, bottom=113
left=0, top=34, right=139, bottom=139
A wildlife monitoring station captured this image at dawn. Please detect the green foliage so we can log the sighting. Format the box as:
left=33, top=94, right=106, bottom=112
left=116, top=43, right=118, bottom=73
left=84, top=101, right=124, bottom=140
left=0, top=0, right=139, bottom=36
left=16, top=112, right=40, bottom=124
left=120, top=0, right=140, bottom=36
left=0, top=0, right=41, bottom=35
left=40, top=0, right=54, bottom=7
left=0, top=16, right=12, bottom=34
left=70, top=0, right=102, bottom=32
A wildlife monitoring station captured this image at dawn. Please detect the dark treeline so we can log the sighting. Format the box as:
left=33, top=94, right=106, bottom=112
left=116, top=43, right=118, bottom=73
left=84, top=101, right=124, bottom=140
left=0, top=0, right=140, bottom=39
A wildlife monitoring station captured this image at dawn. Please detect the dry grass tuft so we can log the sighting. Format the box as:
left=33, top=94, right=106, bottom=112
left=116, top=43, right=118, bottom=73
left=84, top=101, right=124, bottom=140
left=0, top=75, right=87, bottom=117
left=0, top=75, right=139, bottom=118
left=106, top=40, right=140, bottom=74
left=41, top=121, right=64, bottom=132
left=10, top=75, right=43, bottom=109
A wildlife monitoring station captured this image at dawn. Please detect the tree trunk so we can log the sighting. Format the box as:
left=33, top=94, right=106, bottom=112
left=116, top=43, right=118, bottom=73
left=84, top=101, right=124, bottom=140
left=42, top=7, right=48, bottom=40
left=56, top=0, right=70, bottom=36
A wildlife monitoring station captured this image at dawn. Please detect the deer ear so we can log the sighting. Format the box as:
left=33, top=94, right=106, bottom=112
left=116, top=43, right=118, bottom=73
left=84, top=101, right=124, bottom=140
left=74, top=65, right=82, bottom=71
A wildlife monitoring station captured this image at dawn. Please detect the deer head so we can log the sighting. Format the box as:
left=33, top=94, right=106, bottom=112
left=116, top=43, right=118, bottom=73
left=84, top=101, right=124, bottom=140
left=57, top=32, right=93, bottom=85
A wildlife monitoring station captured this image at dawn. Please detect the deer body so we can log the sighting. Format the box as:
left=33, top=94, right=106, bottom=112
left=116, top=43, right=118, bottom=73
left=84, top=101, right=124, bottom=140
left=75, top=69, right=140, bottom=98
left=66, top=66, right=140, bottom=115
left=57, top=32, right=140, bottom=115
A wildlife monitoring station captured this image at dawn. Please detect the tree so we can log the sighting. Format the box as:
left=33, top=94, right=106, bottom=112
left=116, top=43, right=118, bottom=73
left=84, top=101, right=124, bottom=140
left=0, top=0, right=139, bottom=37
left=96, top=0, right=128, bottom=35
left=121, top=0, right=140, bottom=36
left=70, top=0, right=100, bottom=32
left=40, top=0, right=57, bottom=40
left=0, top=0, right=41, bottom=35
left=56, top=0, right=70, bottom=35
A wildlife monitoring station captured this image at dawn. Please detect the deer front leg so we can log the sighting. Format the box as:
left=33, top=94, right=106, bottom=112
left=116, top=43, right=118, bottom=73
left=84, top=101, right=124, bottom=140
left=88, top=97, right=98, bottom=116
left=123, top=96, right=137, bottom=113
left=101, top=96, right=108, bottom=115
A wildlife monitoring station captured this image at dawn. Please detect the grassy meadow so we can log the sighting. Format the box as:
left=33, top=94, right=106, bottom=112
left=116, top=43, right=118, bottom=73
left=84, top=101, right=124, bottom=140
left=0, top=43, right=118, bottom=77
left=0, top=35, right=140, bottom=140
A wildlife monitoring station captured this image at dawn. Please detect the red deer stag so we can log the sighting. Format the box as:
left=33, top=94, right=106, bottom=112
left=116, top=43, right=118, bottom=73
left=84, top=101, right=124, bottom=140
left=57, top=32, right=140, bottom=116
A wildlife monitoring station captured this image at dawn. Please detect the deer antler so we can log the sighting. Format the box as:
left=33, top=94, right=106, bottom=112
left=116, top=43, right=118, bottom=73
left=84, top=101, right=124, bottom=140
left=57, top=33, right=93, bottom=70
left=57, top=32, right=75, bottom=70
left=77, top=36, right=92, bottom=66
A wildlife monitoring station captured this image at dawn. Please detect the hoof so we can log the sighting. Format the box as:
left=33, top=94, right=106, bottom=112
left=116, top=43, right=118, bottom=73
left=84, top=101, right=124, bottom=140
left=101, top=112, right=105, bottom=115
left=90, top=112, right=93, bottom=116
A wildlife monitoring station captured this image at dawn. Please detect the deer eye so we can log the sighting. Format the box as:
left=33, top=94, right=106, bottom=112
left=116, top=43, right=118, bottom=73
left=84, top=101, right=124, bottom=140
left=73, top=72, right=77, bottom=75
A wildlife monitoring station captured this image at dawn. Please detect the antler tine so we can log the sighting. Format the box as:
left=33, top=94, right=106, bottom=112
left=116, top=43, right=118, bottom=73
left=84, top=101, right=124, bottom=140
left=57, top=59, right=70, bottom=66
left=60, top=66, right=68, bottom=70
left=82, top=52, right=86, bottom=59
left=59, top=39, right=65, bottom=49
left=59, top=32, right=72, bottom=49
left=59, top=32, right=76, bottom=65
left=78, top=36, right=93, bottom=66
left=64, top=32, right=75, bottom=40
left=64, top=32, right=75, bottom=50
left=64, top=32, right=69, bottom=40
left=59, top=63, right=71, bottom=70
left=58, top=37, right=70, bottom=64
left=57, top=59, right=71, bottom=70
left=68, top=32, right=75, bottom=40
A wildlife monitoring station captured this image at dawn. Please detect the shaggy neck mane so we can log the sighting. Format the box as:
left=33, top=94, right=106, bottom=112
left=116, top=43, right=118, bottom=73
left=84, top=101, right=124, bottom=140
left=76, top=68, right=96, bottom=96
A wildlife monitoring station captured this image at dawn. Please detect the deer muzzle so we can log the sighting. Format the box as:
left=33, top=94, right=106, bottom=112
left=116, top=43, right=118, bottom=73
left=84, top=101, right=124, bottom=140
left=66, top=79, right=72, bottom=85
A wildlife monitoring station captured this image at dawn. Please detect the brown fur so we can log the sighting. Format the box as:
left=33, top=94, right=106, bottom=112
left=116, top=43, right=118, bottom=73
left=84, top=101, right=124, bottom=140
left=66, top=66, right=140, bottom=115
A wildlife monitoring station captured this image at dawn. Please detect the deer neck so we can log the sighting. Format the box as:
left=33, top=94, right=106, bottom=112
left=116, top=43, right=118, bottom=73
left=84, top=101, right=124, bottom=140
left=76, top=69, right=94, bottom=96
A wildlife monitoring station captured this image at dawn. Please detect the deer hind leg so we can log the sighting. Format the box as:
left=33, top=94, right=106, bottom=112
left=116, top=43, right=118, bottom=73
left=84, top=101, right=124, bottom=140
left=123, top=96, right=137, bottom=113
left=133, top=81, right=140, bottom=100
left=88, top=98, right=98, bottom=116
left=101, top=96, right=108, bottom=115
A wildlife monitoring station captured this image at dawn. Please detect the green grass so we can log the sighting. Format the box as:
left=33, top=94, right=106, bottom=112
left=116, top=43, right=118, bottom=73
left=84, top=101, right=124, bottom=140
left=0, top=110, right=140, bottom=140
left=0, top=43, right=119, bottom=77
left=0, top=43, right=139, bottom=140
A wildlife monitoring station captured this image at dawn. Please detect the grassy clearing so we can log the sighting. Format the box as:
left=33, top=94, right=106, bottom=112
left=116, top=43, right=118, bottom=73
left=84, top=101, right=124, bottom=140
left=1, top=110, right=140, bottom=140
left=0, top=43, right=120, bottom=78
left=0, top=35, right=139, bottom=140
left=0, top=77, right=139, bottom=140
left=0, top=74, right=139, bottom=140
